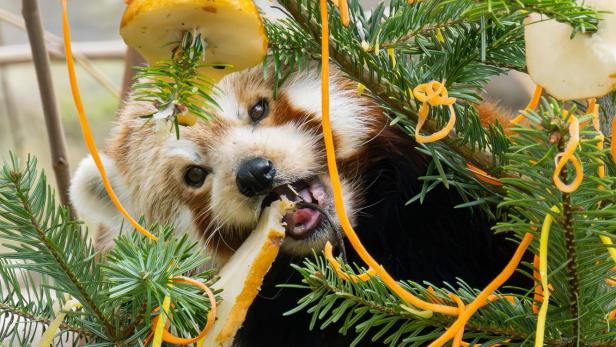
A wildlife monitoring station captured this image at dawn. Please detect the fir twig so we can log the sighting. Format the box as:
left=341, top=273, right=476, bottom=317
left=132, top=30, right=219, bottom=138
left=0, top=302, right=91, bottom=337
left=0, top=155, right=116, bottom=340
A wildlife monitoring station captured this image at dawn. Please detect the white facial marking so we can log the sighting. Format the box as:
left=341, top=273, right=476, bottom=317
left=163, top=138, right=201, bottom=162
left=284, top=71, right=373, bottom=158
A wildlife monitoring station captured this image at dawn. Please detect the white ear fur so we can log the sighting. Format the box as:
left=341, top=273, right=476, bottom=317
left=70, top=155, right=127, bottom=240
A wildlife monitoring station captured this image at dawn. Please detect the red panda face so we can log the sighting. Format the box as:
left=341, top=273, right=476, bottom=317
left=70, top=66, right=384, bottom=264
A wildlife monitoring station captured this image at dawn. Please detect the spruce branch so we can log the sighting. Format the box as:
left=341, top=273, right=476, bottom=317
left=288, top=99, right=616, bottom=346
left=496, top=100, right=616, bottom=344
left=132, top=30, right=219, bottom=138
left=0, top=155, right=115, bottom=340
left=0, top=302, right=90, bottom=337
left=560, top=168, right=581, bottom=338
left=0, top=154, right=220, bottom=344
left=268, top=0, right=601, bottom=174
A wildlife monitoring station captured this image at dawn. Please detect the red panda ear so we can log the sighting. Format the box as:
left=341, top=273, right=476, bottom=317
left=70, top=154, right=127, bottom=248
left=474, top=101, right=515, bottom=136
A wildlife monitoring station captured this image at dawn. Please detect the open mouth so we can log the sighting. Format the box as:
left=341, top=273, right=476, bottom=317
left=262, top=178, right=329, bottom=239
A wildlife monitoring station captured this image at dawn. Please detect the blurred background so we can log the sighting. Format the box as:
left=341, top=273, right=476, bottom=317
left=0, top=0, right=532, bottom=201
left=0, top=0, right=124, bottom=178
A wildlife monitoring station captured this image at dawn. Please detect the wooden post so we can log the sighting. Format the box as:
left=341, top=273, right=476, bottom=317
left=22, top=0, right=74, bottom=213
left=120, top=47, right=146, bottom=103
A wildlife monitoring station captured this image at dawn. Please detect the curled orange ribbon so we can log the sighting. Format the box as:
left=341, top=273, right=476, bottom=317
left=147, top=276, right=217, bottom=345
left=553, top=116, right=582, bottom=193
left=511, top=85, right=542, bottom=125
left=324, top=241, right=375, bottom=282
left=412, top=81, right=457, bottom=143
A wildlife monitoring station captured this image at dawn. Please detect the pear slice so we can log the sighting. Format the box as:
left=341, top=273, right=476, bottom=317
left=524, top=0, right=616, bottom=100
left=120, top=0, right=268, bottom=81
left=206, top=199, right=291, bottom=347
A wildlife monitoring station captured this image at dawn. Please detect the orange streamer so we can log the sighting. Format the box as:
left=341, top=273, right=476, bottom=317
left=62, top=0, right=158, bottom=240
left=428, top=233, right=534, bottom=347
left=466, top=163, right=502, bottom=186
left=412, top=81, right=457, bottom=143
left=511, top=85, right=542, bottom=125
left=148, top=276, right=217, bottom=345
left=324, top=241, right=375, bottom=282
left=532, top=255, right=542, bottom=314
left=319, top=0, right=458, bottom=316
left=553, top=116, right=583, bottom=193
left=336, top=0, right=350, bottom=26
left=449, top=294, right=466, bottom=347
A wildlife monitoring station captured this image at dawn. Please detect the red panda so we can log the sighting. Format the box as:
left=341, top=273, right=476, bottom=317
left=70, top=65, right=518, bottom=346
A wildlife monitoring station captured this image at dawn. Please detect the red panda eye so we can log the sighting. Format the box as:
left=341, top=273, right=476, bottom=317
left=184, top=166, right=208, bottom=188
left=249, top=99, right=269, bottom=122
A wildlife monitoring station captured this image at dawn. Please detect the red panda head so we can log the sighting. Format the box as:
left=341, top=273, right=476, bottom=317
left=70, top=66, right=386, bottom=264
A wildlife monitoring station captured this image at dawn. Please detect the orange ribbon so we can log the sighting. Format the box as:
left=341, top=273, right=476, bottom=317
left=62, top=0, right=158, bottom=241
left=466, top=163, right=502, bottom=186
left=412, top=81, right=457, bottom=143
left=511, top=85, right=542, bottom=125
left=553, top=116, right=582, bottom=193
left=145, top=277, right=217, bottom=345
left=324, top=241, right=375, bottom=282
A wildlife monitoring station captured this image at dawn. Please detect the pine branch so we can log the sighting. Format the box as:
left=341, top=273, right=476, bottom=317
left=560, top=168, right=580, bottom=338
left=0, top=154, right=220, bottom=344
left=0, top=155, right=116, bottom=340
left=496, top=100, right=616, bottom=344
left=0, top=302, right=90, bottom=337
left=269, top=0, right=601, bottom=175
left=132, top=30, right=219, bottom=137
left=277, top=0, right=496, bottom=168
left=287, top=99, right=616, bottom=346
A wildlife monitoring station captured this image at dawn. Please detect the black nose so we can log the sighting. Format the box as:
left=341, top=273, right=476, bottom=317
left=236, top=157, right=276, bottom=197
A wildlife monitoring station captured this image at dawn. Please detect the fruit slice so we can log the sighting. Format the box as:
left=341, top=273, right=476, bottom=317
left=120, top=0, right=268, bottom=81
left=205, top=199, right=291, bottom=347
left=525, top=0, right=616, bottom=100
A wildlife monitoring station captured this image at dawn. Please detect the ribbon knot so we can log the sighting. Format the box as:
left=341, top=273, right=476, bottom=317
left=413, top=81, right=456, bottom=107
left=412, top=81, right=457, bottom=143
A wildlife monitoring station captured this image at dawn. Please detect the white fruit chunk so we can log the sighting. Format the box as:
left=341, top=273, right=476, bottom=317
left=525, top=0, right=616, bottom=100
left=205, top=200, right=291, bottom=347
left=120, top=0, right=268, bottom=81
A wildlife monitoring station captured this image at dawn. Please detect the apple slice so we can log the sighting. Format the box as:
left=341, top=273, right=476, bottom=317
left=525, top=0, right=616, bottom=100
left=120, top=0, right=268, bottom=82
left=205, top=199, right=291, bottom=347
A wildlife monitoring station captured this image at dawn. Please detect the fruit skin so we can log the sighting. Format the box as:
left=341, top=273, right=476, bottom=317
left=177, top=113, right=198, bottom=126
left=524, top=0, right=616, bottom=100
left=120, top=0, right=268, bottom=81
left=207, top=200, right=290, bottom=347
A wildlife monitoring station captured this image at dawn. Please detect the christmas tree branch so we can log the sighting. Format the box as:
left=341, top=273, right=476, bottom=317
left=279, top=0, right=496, bottom=170
left=0, top=302, right=91, bottom=337
left=560, top=173, right=580, bottom=338
left=0, top=155, right=115, bottom=341
left=287, top=254, right=612, bottom=346
left=2, top=157, right=117, bottom=340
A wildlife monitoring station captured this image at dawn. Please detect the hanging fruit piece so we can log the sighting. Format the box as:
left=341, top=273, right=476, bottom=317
left=120, top=0, right=268, bottom=82
left=524, top=0, right=616, bottom=100
left=206, top=199, right=291, bottom=347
